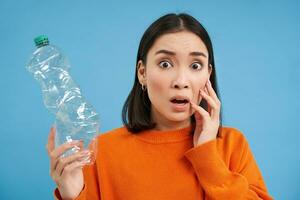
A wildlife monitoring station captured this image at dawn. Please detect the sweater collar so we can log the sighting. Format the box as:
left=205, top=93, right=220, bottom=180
left=133, top=124, right=194, bottom=144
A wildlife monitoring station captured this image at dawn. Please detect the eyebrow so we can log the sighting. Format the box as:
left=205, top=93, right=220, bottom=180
left=155, top=49, right=207, bottom=58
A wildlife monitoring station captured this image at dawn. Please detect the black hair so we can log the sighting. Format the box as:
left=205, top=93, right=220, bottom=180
left=122, top=13, right=223, bottom=136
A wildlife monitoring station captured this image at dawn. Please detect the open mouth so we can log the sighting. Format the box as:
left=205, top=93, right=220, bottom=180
left=170, top=99, right=189, bottom=104
left=170, top=97, right=190, bottom=111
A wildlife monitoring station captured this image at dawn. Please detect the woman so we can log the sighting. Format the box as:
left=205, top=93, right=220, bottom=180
left=47, top=13, right=273, bottom=200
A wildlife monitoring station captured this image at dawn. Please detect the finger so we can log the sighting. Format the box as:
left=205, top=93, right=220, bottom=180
left=206, top=81, right=221, bottom=120
left=194, top=111, right=204, bottom=126
left=207, top=79, right=221, bottom=104
left=197, top=89, right=201, bottom=105
left=204, top=85, right=209, bottom=95
left=56, top=150, right=91, bottom=176
left=204, top=86, right=212, bottom=114
left=199, top=89, right=218, bottom=114
left=51, top=140, right=82, bottom=159
left=201, top=89, right=221, bottom=120
left=50, top=140, right=83, bottom=172
left=190, top=101, right=210, bottom=120
left=46, top=127, right=55, bottom=155
left=61, top=159, right=90, bottom=178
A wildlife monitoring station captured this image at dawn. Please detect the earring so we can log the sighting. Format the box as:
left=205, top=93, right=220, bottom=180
left=141, top=83, right=146, bottom=91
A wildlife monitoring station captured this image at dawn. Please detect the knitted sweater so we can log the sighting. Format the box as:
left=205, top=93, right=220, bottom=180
left=54, top=125, right=273, bottom=200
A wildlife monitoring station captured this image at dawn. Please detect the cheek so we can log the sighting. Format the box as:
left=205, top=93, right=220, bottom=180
left=198, top=79, right=208, bottom=89
left=147, top=71, right=166, bottom=100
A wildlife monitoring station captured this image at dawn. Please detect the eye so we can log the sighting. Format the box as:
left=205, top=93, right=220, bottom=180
left=190, top=62, right=203, bottom=70
left=158, top=60, right=172, bottom=69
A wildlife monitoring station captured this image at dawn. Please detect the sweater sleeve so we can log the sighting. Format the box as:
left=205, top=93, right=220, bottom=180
left=184, top=136, right=273, bottom=200
left=53, top=160, right=101, bottom=200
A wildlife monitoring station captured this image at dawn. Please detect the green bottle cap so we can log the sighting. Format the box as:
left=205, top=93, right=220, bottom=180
left=34, top=35, right=49, bottom=47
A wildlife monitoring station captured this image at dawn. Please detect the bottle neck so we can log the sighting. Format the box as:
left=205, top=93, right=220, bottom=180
left=36, top=42, right=49, bottom=48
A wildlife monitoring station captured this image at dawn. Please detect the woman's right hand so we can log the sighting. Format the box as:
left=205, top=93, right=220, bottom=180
left=46, top=127, right=91, bottom=200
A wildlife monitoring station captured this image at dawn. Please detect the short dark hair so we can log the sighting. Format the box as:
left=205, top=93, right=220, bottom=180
left=122, top=13, right=223, bottom=135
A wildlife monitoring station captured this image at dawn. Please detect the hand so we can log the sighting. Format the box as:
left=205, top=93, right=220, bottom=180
left=190, top=79, right=221, bottom=147
left=46, top=127, right=91, bottom=200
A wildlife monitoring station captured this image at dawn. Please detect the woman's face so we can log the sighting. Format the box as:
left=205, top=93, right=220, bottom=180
left=137, top=31, right=212, bottom=130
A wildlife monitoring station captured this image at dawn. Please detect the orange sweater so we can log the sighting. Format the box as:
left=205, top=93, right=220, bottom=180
left=54, top=125, right=273, bottom=200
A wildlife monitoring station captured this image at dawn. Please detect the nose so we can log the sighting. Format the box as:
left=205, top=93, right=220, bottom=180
left=171, top=69, right=189, bottom=89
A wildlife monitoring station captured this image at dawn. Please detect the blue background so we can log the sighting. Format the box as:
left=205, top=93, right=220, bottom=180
left=0, top=0, right=299, bottom=199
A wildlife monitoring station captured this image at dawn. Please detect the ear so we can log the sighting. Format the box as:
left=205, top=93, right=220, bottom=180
left=137, top=60, right=147, bottom=85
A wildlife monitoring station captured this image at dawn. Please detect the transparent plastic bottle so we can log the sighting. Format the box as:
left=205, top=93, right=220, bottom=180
left=26, top=35, right=100, bottom=164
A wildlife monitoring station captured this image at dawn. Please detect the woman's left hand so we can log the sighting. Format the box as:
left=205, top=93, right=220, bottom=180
left=190, top=79, right=221, bottom=147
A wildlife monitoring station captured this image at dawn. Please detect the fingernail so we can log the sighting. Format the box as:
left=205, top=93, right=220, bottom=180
left=81, top=157, right=91, bottom=164
left=82, top=150, right=91, bottom=155
left=83, top=159, right=91, bottom=164
left=82, top=155, right=91, bottom=161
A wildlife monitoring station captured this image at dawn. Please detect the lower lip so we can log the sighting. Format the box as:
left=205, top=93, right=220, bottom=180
left=170, top=102, right=189, bottom=111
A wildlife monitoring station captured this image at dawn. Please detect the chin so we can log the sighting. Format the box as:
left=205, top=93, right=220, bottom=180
left=166, top=112, right=191, bottom=122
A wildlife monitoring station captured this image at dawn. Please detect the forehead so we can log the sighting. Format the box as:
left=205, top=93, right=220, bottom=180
left=149, top=31, right=208, bottom=56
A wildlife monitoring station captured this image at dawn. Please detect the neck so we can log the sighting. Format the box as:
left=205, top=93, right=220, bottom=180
left=154, top=122, right=191, bottom=131
left=151, top=109, right=191, bottom=131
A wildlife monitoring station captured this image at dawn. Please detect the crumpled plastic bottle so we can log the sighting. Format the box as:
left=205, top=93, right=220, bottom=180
left=26, top=35, right=100, bottom=164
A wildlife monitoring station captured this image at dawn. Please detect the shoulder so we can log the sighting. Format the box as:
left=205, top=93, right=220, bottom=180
left=220, top=126, right=246, bottom=141
left=94, top=126, right=136, bottom=158
left=97, top=126, right=129, bottom=138
left=96, top=126, right=132, bottom=146
left=99, top=126, right=128, bottom=136
left=218, top=126, right=250, bottom=152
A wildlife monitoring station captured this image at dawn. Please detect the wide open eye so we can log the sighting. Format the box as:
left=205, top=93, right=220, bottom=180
left=190, top=62, right=203, bottom=70
left=159, top=60, right=172, bottom=69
